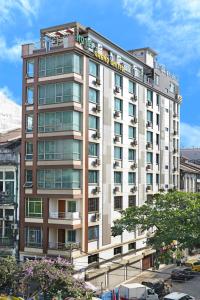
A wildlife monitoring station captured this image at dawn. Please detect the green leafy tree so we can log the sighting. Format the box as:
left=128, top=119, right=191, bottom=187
left=0, top=256, right=19, bottom=290
left=112, top=191, right=200, bottom=254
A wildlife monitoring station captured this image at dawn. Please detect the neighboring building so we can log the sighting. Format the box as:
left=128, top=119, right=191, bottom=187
left=180, top=156, right=200, bottom=193
left=0, top=128, right=21, bottom=257
left=0, top=90, right=21, bottom=133
left=181, top=148, right=200, bottom=165
left=20, top=22, right=181, bottom=288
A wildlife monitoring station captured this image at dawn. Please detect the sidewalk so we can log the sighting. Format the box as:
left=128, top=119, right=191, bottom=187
left=123, top=263, right=176, bottom=284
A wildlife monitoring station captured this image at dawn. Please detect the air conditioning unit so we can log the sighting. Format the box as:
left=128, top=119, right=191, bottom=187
left=92, top=159, right=100, bottom=166
left=11, top=224, right=18, bottom=230
left=114, top=111, right=120, bottom=118
left=90, top=213, right=100, bottom=222
left=114, top=135, right=120, bottom=143
left=146, top=185, right=152, bottom=191
left=146, top=101, right=152, bottom=107
left=94, top=78, right=101, bottom=86
left=131, top=117, right=137, bottom=124
left=131, top=162, right=137, bottom=169
left=92, top=131, right=100, bottom=139
left=146, top=142, right=153, bottom=149
left=92, top=186, right=100, bottom=194
left=130, top=186, right=137, bottom=193
left=131, top=139, right=137, bottom=147
left=92, top=104, right=101, bottom=113
left=114, top=86, right=121, bottom=93
left=146, top=164, right=152, bottom=170
left=114, top=186, right=120, bottom=193
left=146, top=121, right=153, bottom=128
left=130, top=94, right=137, bottom=101
left=8, top=215, right=14, bottom=221
left=114, top=161, right=120, bottom=168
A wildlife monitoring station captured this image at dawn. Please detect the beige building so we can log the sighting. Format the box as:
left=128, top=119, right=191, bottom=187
left=20, top=22, right=181, bottom=287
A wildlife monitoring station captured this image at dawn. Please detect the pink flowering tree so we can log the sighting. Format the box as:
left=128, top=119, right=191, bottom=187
left=19, top=257, right=93, bottom=300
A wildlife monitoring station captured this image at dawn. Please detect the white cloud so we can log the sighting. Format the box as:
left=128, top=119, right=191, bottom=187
left=181, top=122, right=200, bottom=148
left=0, top=87, right=21, bottom=133
left=0, top=36, right=23, bottom=62
left=0, top=0, right=41, bottom=24
left=122, top=0, right=200, bottom=66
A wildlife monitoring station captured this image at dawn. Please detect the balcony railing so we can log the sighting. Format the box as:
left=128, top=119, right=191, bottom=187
left=0, top=237, right=14, bottom=247
left=48, top=242, right=80, bottom=251
left=49, top=211, right=80, bottom=220
left=25, top=241, right=42, bottom=248
left=0, top=194, right=16, bottom=205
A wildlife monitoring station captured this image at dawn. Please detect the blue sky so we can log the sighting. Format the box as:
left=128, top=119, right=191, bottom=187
left=0, top=0, right=200, bottom=147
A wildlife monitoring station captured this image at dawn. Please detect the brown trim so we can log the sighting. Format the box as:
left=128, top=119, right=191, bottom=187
left=19, top=59, right=27, bottom=252
left=84, top=56, right=89, bottom=253
left=43, top=197, right=49, bottom=254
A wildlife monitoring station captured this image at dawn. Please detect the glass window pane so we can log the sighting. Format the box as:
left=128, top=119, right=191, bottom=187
left=89, top=88, right=99, bottom=103
left=89, top=61, right=98, bottom=77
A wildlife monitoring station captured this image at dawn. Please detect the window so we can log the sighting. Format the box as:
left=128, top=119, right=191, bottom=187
left=27, top=60, right=34, bottom=77
left=39, top=53, right=82, bottom=77
left=156, top=153, right=159, bottom=165
left=114, top=246, right=122, bottom=255
left=156, top=174, right=159, bottom=185
left=88, top=254, right=99, bottom=264
left=147, top=89, right=153, bottom=103
left=155, top=74, right=159, bottom=86
left=156, top=134, right=159, bottom=147
left=88, top=171, right=99, bottom=184
left=38, top=111, right=81, bottom=133
left=128, top=172, right=136, bottom=184
left=27, top=87, right=34, bottom=104
left=114, top=196, right=122, bottom=210
left=26, top=198, right=43, bottom=217
left=129, top=103, right=136, bottom=116
left=128, top=149, right=136, bottom=161
left=89, top=60, right=99, bottom=77
left=5, top=172, right=14, bottom=180
left=165, top=146, right=168, bottom=150
left=147, top=152, right=153, bottom=164
left=165, top=108, right=169, bottom=113
left=147, top=131, right=153, bottom=143
left=129, top=126, right=136, bottom=139
left=25, top=170, right=32, bottom=184
left=129, top=195, right=136, bottom=207
left=89, top=88, right=99, bottom=104
left=115, top=73, right=122, bottom=88
left=26, top=142, right=33, bottom=160
left=38, top=82, right=82, bottom=105
left=147, top=111, right=153, bottom=122
left=114, top=172, right=122, bottom=184
left=88, top=226, right=99, bottom=241
left=169, top=82, right=175, bottom=93
left=26, top=114, right=33, bottom=132
left=37, top=169, right=81, bottom=189
left=114, top=98, right=122, bottom=112
left=89, top=143, right=98, bottom=157
left=68, top=201, right=76, bottom=212
left=129, top=81, right=135, bottom=94
left=165, top=165, right=169, bottom=169
left=156, top=114, right=159, bottom=127
left=0, top=171, right=15, bottom=196
left=128, top=242, right=136, bottom=251
left=114, top=122, right=122, bottom=136
left=26, top=227, right=42, bottom=247
left=38, top=140, right=81, bottom=161
left=114, top=147, right=122, bottom=160
left=147, top=173, right=153, bottom=185
left=88, top=198, right=99, bottom=212
left=89, top=115, right=99, bottom=130
left=68, top=230, right=76, bottom=242
left=156, top=94, right=160, bottom=106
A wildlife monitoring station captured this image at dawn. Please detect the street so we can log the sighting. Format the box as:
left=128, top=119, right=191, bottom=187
left=171, top=275, right=200, bottom=298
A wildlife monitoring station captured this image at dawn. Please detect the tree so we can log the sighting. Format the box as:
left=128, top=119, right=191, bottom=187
left=112, top=191, right=200, bottom=255
left=19, top=257, right=93, bottom=300
left=0, top=256, right=19, bottom=291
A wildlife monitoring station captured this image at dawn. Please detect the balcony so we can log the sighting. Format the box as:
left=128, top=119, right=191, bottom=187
left=48, top=242, right=81, bottom=258
left=48, top=211, right=81, bottom=226
left=0, top=194, right=16, bottom=205
left=0, top=237, right=14, bottom=247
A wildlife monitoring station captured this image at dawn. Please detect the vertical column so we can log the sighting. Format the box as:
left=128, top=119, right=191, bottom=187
left=43, top=197, right=49, bottom=253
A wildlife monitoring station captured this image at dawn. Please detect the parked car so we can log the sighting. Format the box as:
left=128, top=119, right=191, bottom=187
left=171, top=268, right=195, bottom=281
left=141, top=279, right=165, bottom=297
left=164, top=292, right=195, bottom=300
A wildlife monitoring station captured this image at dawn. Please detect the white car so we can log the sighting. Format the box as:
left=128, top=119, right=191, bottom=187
left=164, top=292, right=195, bottom=300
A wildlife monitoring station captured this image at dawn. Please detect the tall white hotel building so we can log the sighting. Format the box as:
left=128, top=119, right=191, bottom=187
left=20, top=22, right=181, bottom=287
